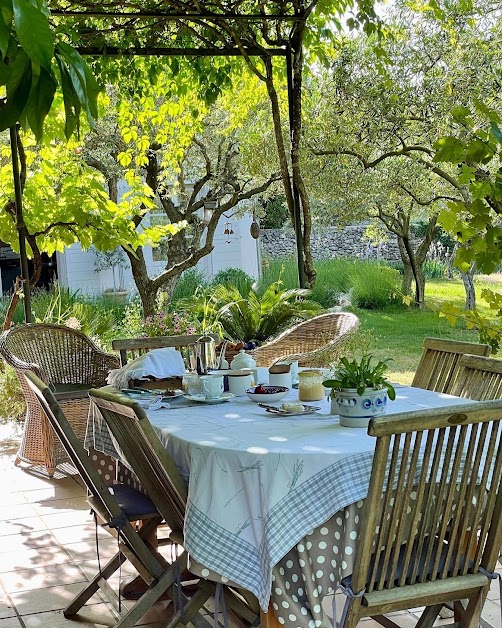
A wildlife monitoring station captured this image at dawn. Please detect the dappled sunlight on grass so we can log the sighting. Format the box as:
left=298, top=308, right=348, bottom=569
left=426, top=277, right=502, bottom=320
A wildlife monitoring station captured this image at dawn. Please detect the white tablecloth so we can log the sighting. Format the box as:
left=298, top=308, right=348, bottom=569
left=141, top=386, right=472, bottom=610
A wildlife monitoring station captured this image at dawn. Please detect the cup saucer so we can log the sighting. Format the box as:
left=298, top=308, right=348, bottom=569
left=186, top=393, right=235, bottom=404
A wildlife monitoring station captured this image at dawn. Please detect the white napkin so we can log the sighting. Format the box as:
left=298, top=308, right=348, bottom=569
left=107, top=348, right=186, bottom=390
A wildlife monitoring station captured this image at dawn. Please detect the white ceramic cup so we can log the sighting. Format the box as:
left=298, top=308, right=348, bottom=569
left=228, top=372, right=253, bottom=396
left=253, top=367, right=269, bottom=385
left=276, top=360, right=299, bottom=383
left=269, top=371, right=292, bottom=389
left=199, top=375, right=224, bottom=399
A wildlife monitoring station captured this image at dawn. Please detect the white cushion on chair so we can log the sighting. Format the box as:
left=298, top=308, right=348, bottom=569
left=107, top=348, right=186, bottom=389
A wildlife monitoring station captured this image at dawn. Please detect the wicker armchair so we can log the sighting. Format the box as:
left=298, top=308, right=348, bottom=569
left=250, top=312, right=360, bottom=368
left=0, top=323, right=119, bottom=476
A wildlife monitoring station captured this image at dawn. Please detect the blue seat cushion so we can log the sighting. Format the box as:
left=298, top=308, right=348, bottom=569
left=109, top=483, right=158, bottom=519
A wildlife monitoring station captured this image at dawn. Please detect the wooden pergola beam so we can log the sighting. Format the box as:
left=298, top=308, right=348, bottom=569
left=77, top=46, right=287, bottom=56
left=52, top=10, right=304, bottom=21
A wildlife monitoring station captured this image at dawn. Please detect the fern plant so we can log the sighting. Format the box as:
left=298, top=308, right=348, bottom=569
left=179, top=279, right=323, bottom=343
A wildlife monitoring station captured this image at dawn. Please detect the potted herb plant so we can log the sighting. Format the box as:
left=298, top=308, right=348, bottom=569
left=323, top=355, right=396, bottom=427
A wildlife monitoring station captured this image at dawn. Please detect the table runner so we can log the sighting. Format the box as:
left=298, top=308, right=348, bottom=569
left=86, top=385, right=471, bottom=612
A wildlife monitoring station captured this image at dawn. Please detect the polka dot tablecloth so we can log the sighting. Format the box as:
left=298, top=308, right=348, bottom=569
left=187, top=501, right=366, bottom=628
left=270, top=502, right=364, bottom=627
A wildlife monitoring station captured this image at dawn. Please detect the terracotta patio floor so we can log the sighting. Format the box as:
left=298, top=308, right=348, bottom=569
left=0, top=420, right=500, bottom=628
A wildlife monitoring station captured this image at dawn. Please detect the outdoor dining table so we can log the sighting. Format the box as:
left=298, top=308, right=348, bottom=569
left=86, top=384, right=475, bottom=628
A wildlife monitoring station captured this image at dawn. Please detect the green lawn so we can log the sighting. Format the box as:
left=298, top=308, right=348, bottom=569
left=352, top=276, right=502, bottom=385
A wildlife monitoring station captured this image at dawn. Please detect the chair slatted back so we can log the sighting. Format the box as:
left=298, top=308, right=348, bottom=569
left=453, top=355, right=502, bottom=401
left=350, top=400, right=502, bottom=597
left=112, top=334, right=220, bottom=366
left=412, top=337, right=491, bottom=394
left=89, top=388, right=188, bottom=535
left=251, top=312, right=359, bottom=367
left=24, top=371, right=165, bottom=580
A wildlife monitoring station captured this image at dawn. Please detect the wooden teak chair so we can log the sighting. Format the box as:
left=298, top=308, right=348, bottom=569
left=89, top=387, right=260, bottom=627
left=453, top=354, right=502, bottom=401
left=338, top=399, right=502, bottom=628
left=112, top=334, right=220, bottom=366
left=24, top=371, right=201, bottom=628
left=412, top=337, right=491, bottom=394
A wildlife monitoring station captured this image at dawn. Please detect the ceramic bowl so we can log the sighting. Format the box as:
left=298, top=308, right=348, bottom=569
left=246, top=385, right=289, bottom=403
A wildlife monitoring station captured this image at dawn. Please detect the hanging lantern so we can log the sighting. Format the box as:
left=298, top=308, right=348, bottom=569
left=202, top=200, right=217, bottom=225
left=250, top=220, right=260, bottom=239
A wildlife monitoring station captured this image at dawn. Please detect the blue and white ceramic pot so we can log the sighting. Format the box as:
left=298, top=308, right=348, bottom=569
left=331, top=387, right=388, bottom=428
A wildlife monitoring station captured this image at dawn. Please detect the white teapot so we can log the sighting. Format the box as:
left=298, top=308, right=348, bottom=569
left=230, top=349, right=256, bottom=371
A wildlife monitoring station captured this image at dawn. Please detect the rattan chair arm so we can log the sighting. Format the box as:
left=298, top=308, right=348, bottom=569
left=85, top=351, right=120, bottom=387
left=0, top=348, right=39, bottom=372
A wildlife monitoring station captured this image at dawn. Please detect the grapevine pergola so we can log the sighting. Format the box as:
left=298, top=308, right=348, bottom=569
left=56, top=2, right=309, bottom=278
left=12, top=0, right=374, bottom=321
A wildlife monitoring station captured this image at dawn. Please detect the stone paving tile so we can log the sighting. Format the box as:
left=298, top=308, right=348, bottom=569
left=63, top=537, right=119, bottom=562
left=0, top=502, right=38, bottom=522
left=0, top=618, right=22, bottom=628
left=481, top=599, right=502, bottom=628
left=0, top=530, right=56, bottom=555
left=29, top=495, right=89, bottom=517
left=40, top=508, right=96, bottom=530
left=9, top=584, right=103, bottom=616
left=0, top=591, right=16, bottom=620
left=50, top=522, right=111, bottom=546
left=22, top=480, right=86, bottom=502
left=0, top=544, right=72, bottom=574
left=20, top=605, right=116, bottom=627
left=0, top=516, right=47, bottom=537
left=0, top=563, right=87, bottom=595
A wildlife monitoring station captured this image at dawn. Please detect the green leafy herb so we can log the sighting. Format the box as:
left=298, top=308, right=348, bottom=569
left=323, top=355, right=396, bottom=400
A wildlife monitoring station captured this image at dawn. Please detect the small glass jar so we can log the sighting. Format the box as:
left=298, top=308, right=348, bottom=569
left=298, top=370, right=325, bottom=401
left=182, top=372, right=202, bottom=396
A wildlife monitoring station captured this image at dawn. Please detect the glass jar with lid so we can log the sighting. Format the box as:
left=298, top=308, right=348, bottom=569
left=298, top=370, right=325, bottom=401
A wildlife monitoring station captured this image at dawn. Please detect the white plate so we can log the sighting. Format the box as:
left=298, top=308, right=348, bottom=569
left=263, top=405, right=321, bottom=417
left=186, top=393, right=236, bottom=404
left=162, top=390, right=185, bottom=399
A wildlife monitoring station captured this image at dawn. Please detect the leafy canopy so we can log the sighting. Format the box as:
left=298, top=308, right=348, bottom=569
left=436, top=105, right=502, bottom=352
left=0, top=0, right=100, bottom=139
left=0, top=99, right=184, bottom=258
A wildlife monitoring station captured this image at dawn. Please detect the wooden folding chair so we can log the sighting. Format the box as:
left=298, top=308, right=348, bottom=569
left=412, top=337, right=491, bottom=394
left=24, top=370, right=203, bottom=628
left=453, top=354, right=502, bottom=401
left=89, top=387, right=260, bottom=627
left=112, top=334, right=220, bottom=366
left=337, top=399, right=502, bottom=628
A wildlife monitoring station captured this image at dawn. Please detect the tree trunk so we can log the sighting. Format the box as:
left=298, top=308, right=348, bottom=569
left=397, top=234, right=425, bottom=307
left=290, top=32, right=316, bottom=287
left=264, top=58, right=295, bottom=224
left=399, top=241, right=414, bottom=297
left=461, top=268, right=476, bottom=310
left=3, top=276, right=23, bottom=330
left=125, top=247, right=157, bottom=317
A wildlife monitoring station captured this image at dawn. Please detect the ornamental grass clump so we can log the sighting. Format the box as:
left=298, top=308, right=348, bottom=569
left=323, top=355, right=396, bottom=400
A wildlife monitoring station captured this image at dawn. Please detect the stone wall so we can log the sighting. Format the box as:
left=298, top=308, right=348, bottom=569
left=260, top=225, right=406, bottom=263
